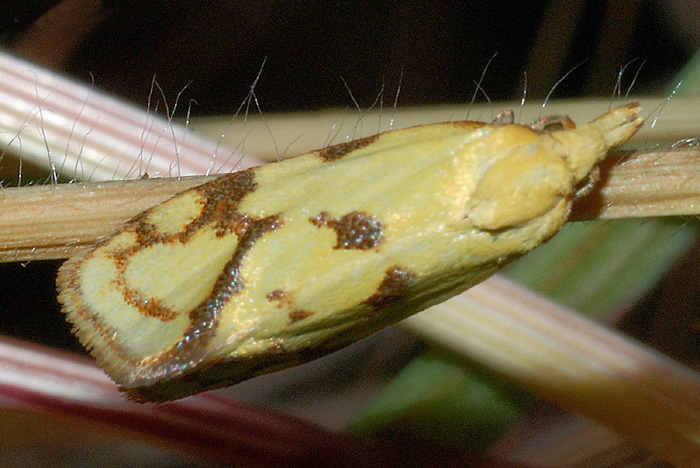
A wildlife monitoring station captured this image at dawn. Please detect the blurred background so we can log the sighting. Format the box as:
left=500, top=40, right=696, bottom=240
left=1, top=1, right=699, bottom=466
left=1, top=0, right=697, bottom=114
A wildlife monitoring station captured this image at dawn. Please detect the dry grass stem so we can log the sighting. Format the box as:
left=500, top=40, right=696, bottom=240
left=570, top=147, right=700, bottom=220
left=0, top=176, right=212, bottom=262
left=1, top=144, right=698, bottom=263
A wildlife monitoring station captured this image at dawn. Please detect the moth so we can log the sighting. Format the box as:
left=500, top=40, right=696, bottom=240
left=57, top=103, right=642, bottom=402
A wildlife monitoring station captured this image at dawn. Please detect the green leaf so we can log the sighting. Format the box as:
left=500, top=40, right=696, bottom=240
left=346, top=349, right=530, bottom=450
left=504, top=219, right=697, bottom=318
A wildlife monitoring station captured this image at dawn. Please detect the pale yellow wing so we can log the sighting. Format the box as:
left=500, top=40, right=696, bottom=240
left=57, top=104, right=642, bottom=402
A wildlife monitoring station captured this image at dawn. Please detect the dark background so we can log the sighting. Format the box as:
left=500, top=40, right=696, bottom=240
left=2, top=1, right=696, bottom=114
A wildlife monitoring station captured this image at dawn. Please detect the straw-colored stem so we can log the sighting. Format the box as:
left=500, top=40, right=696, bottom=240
left=569, top=147, right=700, bottom=220
left=0, top=176, right=210, bottom=262
left=1, top=145, right=698, bottom=263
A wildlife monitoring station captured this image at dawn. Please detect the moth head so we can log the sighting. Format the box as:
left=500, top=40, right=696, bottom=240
left=466, top=103, right=642, bottom=231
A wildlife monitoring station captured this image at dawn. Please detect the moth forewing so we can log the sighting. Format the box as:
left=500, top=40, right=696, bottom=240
left=57, top=103, right=642, bottom=402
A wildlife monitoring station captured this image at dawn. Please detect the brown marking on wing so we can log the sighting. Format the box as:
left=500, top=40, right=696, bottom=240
left=185, top=170, right=257, bottom=239
left=101, top=170, right=262, bottom=323
left=104, top=244, right=182, bottom=323
left=310, top=211, right=384, bottom=250
left=125, top=337, right=347, bottom=402
left=57, top=256, right=137, bottom=366
left=140, top=214, right=284, bottom=380
left=267, top=289, right=295, bottom=309
left=176, top=215, right=283, bottom=353
left=61, top=168, right=286, bottom=384
left=266, top=290, right=313, bottom=323
left=119, top=170, right=258, bottom=245
left=113, top=281, right=178, bottom=322
left=316, top=134, right=379, bottom=162
left=289, top=309, right=314, bottom=323
left=364, top=266, right=413, bottom=310
left=267, top=289, right=286, bottom=302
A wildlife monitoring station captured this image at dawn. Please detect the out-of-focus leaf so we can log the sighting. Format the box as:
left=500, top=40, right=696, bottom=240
left=666, top=49, right=700, bottom=96
left=346, top=349, right=531, bottom=450
left=504, top=219, right=697, bottom=318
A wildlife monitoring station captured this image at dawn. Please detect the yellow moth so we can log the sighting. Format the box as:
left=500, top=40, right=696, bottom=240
left=57, top=103, right=642, bottom=402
